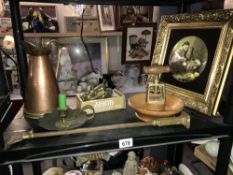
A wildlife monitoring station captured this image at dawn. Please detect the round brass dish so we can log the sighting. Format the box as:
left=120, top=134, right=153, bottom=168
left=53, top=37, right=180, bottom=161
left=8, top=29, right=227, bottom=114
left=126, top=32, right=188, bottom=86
left=128, top=93, right=184, bottom=119
left=135, top=112, right=176, bottom=122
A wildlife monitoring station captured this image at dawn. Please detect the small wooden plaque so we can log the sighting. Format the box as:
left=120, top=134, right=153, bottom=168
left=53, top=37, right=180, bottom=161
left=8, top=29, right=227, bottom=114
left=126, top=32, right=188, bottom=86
left=65, top=16, right=100, bottom=33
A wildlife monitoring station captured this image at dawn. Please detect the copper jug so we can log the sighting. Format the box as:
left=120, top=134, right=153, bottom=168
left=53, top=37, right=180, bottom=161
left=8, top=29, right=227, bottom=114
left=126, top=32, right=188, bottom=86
left=23, top=42, right=59, bottom=119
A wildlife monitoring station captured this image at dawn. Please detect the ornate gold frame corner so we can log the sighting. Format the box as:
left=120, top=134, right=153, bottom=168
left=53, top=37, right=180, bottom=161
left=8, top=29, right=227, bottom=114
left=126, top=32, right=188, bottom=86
left=152, top=9, right=233, bottom=116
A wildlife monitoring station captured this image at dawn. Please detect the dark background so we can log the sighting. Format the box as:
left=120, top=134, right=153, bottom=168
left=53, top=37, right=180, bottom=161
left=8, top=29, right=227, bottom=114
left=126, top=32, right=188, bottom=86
left=161, top=28, right=221, bottom=94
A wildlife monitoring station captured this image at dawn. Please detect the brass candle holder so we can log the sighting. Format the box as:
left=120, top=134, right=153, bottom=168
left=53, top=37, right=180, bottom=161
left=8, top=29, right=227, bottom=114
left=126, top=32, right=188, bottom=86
left=55, top=93, right=71, bottom=129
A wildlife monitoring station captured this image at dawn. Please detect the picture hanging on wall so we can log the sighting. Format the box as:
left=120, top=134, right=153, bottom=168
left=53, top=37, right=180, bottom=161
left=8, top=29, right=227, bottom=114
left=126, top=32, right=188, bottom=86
left=116, top=6, right=153, bottom=30
left=20, top=4, right=59, bottom=33
left=0, top=0, right=10, bottom=18
left=69, top=4, right=97, bottom=16
left=97, top=5, right=116, bottom=32
left=121, top=23, right=156, bottom=64
left=0, top=0, right=11, bottom=33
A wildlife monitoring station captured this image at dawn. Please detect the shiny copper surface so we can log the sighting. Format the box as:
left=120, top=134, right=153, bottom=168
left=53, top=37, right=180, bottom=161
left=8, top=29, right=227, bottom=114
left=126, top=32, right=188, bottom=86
left=24, top=55, right=59, bottom=119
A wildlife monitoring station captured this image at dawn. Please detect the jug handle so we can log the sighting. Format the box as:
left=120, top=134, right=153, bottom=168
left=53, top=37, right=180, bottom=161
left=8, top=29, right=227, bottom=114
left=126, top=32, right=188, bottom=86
left=46, top=39, right=63, bottom=79
left=55, top=47, right=62, bottom=79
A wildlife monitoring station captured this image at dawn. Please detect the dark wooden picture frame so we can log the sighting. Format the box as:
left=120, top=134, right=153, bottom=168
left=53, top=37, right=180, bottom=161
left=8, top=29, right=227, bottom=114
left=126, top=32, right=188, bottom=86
left=121, top=23, right=156, bottom=64
left=116, top=6, right=153, bottom=30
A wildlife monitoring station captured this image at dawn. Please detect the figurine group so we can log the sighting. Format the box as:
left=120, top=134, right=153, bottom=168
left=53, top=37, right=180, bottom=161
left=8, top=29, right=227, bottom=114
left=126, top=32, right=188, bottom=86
left=42, top=150, right=182, bottom=175
left=120, top=151, right=180, bottom=175
left=111, top=151, right=159, bottom=175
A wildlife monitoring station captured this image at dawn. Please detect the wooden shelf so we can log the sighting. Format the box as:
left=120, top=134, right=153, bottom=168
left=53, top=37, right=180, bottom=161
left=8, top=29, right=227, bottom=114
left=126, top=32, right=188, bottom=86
left=1, top=32, right=122, bottom=38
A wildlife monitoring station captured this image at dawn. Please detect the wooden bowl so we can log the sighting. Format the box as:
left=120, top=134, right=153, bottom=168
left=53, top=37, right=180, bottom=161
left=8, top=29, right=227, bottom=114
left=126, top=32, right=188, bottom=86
left=128, top=93, right=184, bottom=118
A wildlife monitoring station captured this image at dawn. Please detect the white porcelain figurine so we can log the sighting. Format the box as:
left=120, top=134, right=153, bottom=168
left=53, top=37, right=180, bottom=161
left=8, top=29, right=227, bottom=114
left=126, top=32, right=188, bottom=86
left=123, top=151, right=138, bottom=175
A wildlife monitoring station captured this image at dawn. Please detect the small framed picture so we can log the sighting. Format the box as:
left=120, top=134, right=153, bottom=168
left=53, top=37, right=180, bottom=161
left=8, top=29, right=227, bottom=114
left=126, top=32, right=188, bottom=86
left=70, top=5, right=97, bottom=16
left=0, top=18, right=11, bottom=33
left=97, top=5, right=116, bottom=32
left=65, top=16, right=99, bottom=33
left=0, top=0, right=10, bottom=18
left=0, top=0, right=11, bottom=33
left=116, top=6, right=153, bottom=30
left=121, top=23, right=156, bottom=64
left=20, top=4, right=59, bottom=33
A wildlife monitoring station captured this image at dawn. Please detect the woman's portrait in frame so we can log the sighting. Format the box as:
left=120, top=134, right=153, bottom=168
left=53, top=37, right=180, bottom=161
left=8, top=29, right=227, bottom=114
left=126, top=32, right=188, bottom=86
left=152, top=9, right=233, bottom=116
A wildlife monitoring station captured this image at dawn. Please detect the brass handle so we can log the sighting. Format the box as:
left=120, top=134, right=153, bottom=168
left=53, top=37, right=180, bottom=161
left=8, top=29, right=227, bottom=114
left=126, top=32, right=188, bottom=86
left=152, top=114, right=190, bottom=129
left=45, top=39, right=63, bottom=79
left=81, top=105, right=95, bottom=120
left=55, top=47, right=62, bottom=79
left=143, top=65, right=170, bottom=75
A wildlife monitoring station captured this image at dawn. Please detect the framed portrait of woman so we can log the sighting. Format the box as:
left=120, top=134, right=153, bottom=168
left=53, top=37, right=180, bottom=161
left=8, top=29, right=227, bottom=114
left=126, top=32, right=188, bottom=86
left=152, top=9, right=233, bottom=116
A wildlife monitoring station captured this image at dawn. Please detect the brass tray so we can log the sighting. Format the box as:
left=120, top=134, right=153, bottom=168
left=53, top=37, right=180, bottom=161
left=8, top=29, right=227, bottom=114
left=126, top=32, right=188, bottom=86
left=128, top=93, right=184, bottom=118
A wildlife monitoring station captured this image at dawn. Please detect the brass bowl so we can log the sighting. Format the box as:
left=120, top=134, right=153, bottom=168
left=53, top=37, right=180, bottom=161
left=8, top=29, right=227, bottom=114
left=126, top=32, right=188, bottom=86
left=128, top=93, right=184, bottom=119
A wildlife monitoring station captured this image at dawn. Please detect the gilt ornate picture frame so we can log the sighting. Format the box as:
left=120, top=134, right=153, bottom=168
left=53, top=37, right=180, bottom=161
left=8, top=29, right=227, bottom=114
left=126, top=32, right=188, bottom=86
left=152, top=10, right=233, bottom=116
